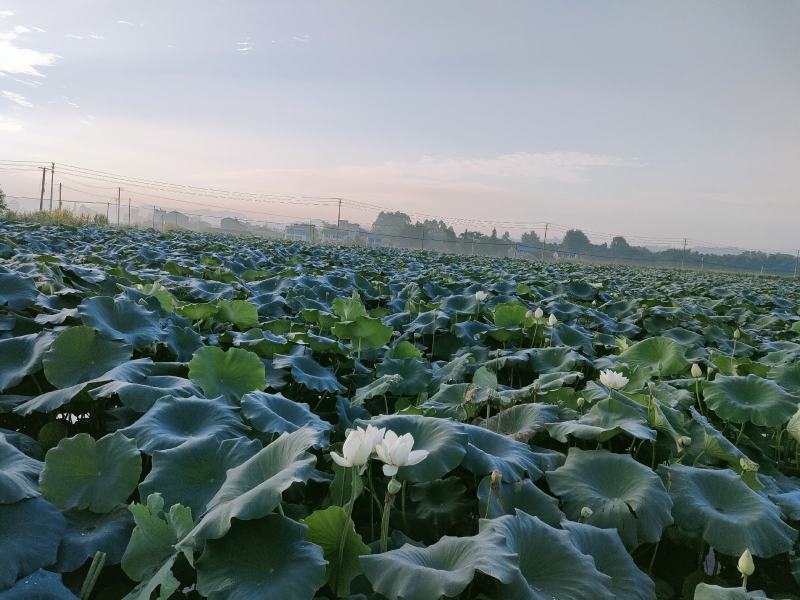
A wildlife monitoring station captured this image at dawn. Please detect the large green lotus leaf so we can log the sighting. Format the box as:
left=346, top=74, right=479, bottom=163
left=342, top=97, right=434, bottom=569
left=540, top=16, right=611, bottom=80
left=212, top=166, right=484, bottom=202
left=460, top=424, right=543, bottom=481
left=493, top=301, right=529, bottom=328
left=617, top=336, right=690, bottom=377
left=409, top=477, right=473, bottom=528
left=769, top=490, right=800, bottom=521
left=179, top=427, right=319, bottom=548
left=163, top=324, right=203, bottom=362
left=0, top=429, right=43, bottom=459
left=0, top=332, right=53, bottom=392
left=332, top=316, right=393, bottom=352
left=90, top=376, right=203, bottom=412
left=546, top=396, right=656, bottom=443
left=214, top=299, right=259, bottom=330
left=332, top=295, right=367, bottom=321
left=561, top=520, right=656, bottom=600
left=439, top=293, right=480, bottom=316
left=139, top=436, right=260, bottom=517
left=0, top=272, right=37, bottom=310
left=547, top=448, right=673, bottom=549
left=188, top=346, right=266, bottom=403
left=133, top=282, right=177, bottom=312
left=353, top=374, right=403, bottom=407
left=481, top=403, right=562, bottom=442
left=357, top=415, right=468, bottom=482
left=121, top=555, right=180, bottom=600
left=272, top=353, right=345, bottom=394
left=42, top=326, right=133, bottom=388
left=0, top=569, right=78, bottom=600
left=40, top=432, right=142, bottom=513
left=420, top=383, right=476, bottom=420
left=684, top=407, right=752, bottom=474
left=241, top=391, right=332, bottom=446
left=431, top=352, right=473, bottom=385
left=0, top=497, right=66, bottom=589
left=234, top=328, right=292, bottom=358
left=530, top=347, right=585, bottom=374
left=55, top=506, right=134, bottom=572
left=703, top=375, right=798, bottom=427
left=360, top=527, right=517, bottom=600
left=196, top=515, right=326, bottom=600
left=482, top=510, right=614, bottom=600
left=770, top=362, right=800, bottom=393
left=176, top=302, right=218, bottom=320
left=78, top=296, right=163, bottom=348
left=376, top=358, right=433, bottom=396
left=477, top=476, right=563, bottom=525
left=693, top=584, right=771, bottom=599
left=120, top=395, right=248, bottom=453
left=659, top=464, right=797, bottom=557
left=121, top=494, right=193, bottom=582
left=0, top=435, right=42, bottom=503
left=14, top=358, right=154, bottom=417
left=303, top=505, right=371, bottom=597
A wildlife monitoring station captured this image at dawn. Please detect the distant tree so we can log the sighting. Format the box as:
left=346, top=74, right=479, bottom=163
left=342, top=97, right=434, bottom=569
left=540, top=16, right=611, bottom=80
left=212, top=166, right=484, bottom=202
left=501, top=231, right=511, bottom=241
left=521, top=230, right=541, bottom=246
left=561, top=229, right=592, bottom=252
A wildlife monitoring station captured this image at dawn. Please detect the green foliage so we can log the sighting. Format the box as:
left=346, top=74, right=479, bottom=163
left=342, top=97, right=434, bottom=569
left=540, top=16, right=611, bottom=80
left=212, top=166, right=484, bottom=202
left=2, top=220, right=800, bottom=599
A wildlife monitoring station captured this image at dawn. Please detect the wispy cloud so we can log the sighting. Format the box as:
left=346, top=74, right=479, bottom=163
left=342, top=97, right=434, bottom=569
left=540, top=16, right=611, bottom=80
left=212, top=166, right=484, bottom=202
left=0, top=28, right=58, bottom=77
left=236, top=38, right=252, bottom=54
left=0, top=10, right=13, bottom=18
left=0, top=114, right=23, bottom=132
left=2, top=90, right=33, bottom=107
left=116, top=20, right=135, bottom=26
left=329, top=152, right=635, bottom=185
left=66, top=32, right=105, bottom=40
left=62, top=95, right=80, bottom=109
left=292, top=34, right=310, bottom=43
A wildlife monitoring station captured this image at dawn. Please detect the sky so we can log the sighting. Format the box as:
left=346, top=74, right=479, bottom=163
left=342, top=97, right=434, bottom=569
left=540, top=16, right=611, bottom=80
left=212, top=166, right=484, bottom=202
left=1, top=1, right=799, bottom=252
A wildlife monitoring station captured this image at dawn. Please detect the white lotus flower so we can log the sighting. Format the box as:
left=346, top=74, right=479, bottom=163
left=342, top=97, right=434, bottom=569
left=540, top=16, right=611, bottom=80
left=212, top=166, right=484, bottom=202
left=475, top=291, right=488, bottom=302
left=599, top=369, right=629, bottom=390
left=375, top=430, right=429, bottom=476
left=548, top=313, right=558, bottom=327
left=330, top=425, right=386, bottom=472
left=534, top=307, right=544, bottom=319
left=691, top=363, right=703, bottom=378
left=737, top=548, right=754, bottom=577
left=580, top=506, right=593, bottom=519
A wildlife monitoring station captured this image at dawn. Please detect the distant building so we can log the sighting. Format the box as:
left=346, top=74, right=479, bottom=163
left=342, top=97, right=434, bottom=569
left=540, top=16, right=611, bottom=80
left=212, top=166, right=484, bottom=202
left=286, top=222, right=315, bottom=241
left=220, top=217, right=249, bottom=232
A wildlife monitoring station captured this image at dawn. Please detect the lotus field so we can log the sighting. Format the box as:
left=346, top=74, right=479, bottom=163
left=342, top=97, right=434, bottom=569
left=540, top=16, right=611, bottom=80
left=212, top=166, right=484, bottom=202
left=3, top=220, right=800, bottom=600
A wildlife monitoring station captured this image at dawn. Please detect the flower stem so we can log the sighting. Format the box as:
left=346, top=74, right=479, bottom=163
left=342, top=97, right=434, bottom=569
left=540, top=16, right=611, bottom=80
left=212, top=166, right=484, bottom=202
left=335, top=466, right=359, bottom=592
left=380, top=483, right=396, bottom=552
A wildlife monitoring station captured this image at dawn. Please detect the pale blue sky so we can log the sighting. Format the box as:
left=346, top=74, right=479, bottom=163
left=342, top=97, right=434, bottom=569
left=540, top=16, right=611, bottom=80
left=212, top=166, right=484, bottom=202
left=1, top=1, right=799, bottom=251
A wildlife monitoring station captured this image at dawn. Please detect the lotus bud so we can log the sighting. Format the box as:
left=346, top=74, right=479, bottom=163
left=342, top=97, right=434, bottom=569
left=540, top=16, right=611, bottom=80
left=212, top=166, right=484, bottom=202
left=490, top=470, right=502, bottom=486
left=739, top=457, right=759, bottom=473
left=691, top=363, right=703, bottom=378
left=576, top=397, right=586, bottom=409
left=475, top=291, right=488, bottom=302
left=525, top=309, right=534, bottom=319
left=733, top=328, right=741, bottom=340
left=580, top=506, right=593, bottom=520
left=548, top=313, right=558, bottom=327
left=678, top=436, right=692, bottom=449
left=534, top=307, right=544, bottom=319
left=737, top=548, right=755, bottom=577
left=387, top=478, right=402, bottom=496
left=591, top=299, right=597, bottom=306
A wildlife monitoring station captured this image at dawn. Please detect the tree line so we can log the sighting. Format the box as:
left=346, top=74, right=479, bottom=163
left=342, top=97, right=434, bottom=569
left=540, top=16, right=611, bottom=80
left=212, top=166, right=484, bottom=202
left=370, top=211, right=798, bottom=276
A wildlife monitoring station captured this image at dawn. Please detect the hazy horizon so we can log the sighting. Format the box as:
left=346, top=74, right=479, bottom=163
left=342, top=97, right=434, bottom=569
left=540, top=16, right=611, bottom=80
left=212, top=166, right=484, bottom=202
left=2, top=1, right=799, bottom=252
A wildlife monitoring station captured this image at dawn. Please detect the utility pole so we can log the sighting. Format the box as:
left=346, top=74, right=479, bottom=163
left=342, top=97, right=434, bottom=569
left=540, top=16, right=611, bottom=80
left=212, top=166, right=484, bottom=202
left=49, top=163, right=54, bottom=211
left=794, top=250, right=799, bottom=278
left=58, top=183, right=62, bottom=210
left=128, top=197, right=131, bottom=226
left=681, top=238, right=687, bottom=270
left=39, top=167, right=46, bottom=211
left=421, top=227, right=425, bottom=251
left=106, top=203, right=110, bottom=222
left=541, top=223, right=549, bottom=262
left=336, top=198, right=342, bottom=242
left=152, top=206, right=156, bottom=229
left=700, top=256, right=704, bottom=272
left=117, top=188, right=121, bottom=226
